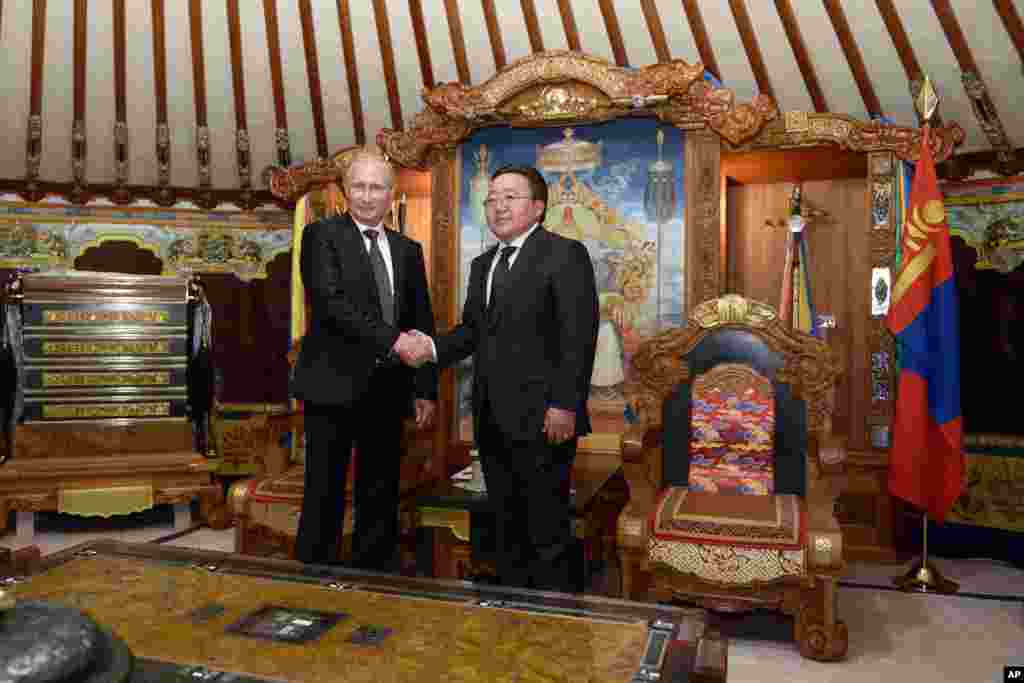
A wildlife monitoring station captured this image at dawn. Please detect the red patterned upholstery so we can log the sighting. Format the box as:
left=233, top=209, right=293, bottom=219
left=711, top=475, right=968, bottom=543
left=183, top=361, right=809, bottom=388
left=689, top=380, right=775, bottom=496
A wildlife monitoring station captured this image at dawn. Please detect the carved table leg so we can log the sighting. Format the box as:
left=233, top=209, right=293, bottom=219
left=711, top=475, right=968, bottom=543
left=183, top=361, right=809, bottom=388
left=1, top=512, right=42, bottom=574
left=173, top=503, right=193, bottom=533
left=797, top=576, right=848, bottom=661
left=197, top=484, right=231, bottom=530
left=618, top=546, right=650, bottom=601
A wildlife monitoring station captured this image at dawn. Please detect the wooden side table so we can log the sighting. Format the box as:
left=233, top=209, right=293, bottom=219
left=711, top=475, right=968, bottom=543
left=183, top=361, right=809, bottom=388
left=415, top=453, right=628, bottom=586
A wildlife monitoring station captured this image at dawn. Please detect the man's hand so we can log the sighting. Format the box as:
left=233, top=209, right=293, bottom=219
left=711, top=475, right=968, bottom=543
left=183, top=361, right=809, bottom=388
left=544, top=407, right=576, bottom=444
left=393, top=331, right=433, bottom=367
left=414, top=399, right=436, bottom=430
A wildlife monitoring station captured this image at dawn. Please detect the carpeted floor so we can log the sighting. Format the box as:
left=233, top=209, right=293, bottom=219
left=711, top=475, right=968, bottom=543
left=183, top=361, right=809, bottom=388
left=4, top=507, right=1024, bottom=682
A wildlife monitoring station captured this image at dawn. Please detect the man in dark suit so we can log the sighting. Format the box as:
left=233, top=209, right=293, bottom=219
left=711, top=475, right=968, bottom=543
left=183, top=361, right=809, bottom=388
left=291, top=146, right=437, bottom=572
left=406, top=165, right=599, bottom=592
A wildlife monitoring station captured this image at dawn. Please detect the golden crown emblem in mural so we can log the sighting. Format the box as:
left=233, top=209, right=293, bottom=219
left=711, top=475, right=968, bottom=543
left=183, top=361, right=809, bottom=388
left=536, top=128, right=602, bottom=175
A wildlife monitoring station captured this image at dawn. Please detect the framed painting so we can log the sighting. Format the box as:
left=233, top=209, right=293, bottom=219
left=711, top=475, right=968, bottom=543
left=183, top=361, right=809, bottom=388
left=452, top=119, right=686, bottom=448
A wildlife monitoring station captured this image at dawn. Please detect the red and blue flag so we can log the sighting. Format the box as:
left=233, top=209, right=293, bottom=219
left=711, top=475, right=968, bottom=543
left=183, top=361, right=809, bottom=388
left=886, top=125, right=963, bottom=523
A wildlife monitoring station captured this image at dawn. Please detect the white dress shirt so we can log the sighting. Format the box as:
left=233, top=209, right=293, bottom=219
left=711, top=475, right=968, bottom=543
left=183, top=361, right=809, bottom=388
left=484, top=223, right=539, bottom=305
left=426, top=223, right=540, bottom=362
left=356, top=220, right=395, bottom=297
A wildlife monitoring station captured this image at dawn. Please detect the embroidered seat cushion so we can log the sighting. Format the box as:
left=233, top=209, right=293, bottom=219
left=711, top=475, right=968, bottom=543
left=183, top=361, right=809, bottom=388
left=648, top=487, right=806, bottom=583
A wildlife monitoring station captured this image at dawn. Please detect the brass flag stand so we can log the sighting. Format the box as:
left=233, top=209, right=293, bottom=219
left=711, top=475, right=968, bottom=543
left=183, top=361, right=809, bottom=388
left=891, top=75, right=959, bottom=595
left=893, top=508, right=959, bottom=593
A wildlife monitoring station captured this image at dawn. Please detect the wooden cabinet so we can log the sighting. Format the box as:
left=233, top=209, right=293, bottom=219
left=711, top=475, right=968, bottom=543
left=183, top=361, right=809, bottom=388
left=0, top=272, right=219, bottom=563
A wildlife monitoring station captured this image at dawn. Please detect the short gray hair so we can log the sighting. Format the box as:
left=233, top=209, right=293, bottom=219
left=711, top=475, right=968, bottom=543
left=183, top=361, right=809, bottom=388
left=342, top=145, right=395, bottom=188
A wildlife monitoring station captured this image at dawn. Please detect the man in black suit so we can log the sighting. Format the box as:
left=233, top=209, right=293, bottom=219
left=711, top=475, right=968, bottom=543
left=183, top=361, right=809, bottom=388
left=291, top=146, right=437, bottom=572
left=406, top=165, right=599, bottom=592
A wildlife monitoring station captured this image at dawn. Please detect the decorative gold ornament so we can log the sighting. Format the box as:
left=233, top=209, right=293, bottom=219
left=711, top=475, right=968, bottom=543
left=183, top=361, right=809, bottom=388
left=915, top=75, right=939, bottom=124
left=691, top=294, right=778, bottom=328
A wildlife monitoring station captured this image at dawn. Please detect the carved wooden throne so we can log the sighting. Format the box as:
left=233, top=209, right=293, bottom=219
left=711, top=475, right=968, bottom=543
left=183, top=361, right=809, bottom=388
left=618, top=294, right=848, bottom=661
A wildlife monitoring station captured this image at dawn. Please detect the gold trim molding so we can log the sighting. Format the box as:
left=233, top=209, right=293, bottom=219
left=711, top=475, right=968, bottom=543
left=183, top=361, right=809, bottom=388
left=376, top=51, right=778, bottom=173
left=730, top=111, right=964, bottom=163
left=626, top=294, right=841, bottom=432
left=270, top=51, right=778, bottom=200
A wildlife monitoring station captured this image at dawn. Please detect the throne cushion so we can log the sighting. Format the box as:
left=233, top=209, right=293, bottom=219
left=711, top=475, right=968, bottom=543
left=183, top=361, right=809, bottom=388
left=689, top=378, right=775, bottom=496
left=649, top=487, right=806, bottom=583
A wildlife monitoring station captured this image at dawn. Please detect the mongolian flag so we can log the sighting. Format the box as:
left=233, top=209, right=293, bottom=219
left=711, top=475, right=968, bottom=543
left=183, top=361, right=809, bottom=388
left=885, top=125, right=963, bottom=523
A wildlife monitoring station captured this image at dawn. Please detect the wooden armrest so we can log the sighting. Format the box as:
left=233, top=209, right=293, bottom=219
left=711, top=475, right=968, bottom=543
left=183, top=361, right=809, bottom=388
left=815, top=433, right=848, bottom=476
left=621, top=423, right=662, bottom=463
left=807, top=433, right=848, bottom=508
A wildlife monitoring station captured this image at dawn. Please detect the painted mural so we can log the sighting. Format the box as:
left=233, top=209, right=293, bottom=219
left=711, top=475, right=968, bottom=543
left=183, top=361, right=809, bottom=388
left=0, top=198, right=292, bottom=280
left=455, top=118, right=686, bottom=444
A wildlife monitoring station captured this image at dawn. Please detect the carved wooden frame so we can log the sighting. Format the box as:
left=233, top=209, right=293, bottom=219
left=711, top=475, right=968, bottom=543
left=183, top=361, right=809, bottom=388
left=728, top=110, right=965, bottom=164
left=626, top=294, right=842, bottom=433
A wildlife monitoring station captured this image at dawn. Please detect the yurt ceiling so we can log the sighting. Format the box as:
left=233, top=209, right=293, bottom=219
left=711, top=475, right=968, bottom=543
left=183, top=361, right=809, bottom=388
left=1, top=1, right=1022, bottom=209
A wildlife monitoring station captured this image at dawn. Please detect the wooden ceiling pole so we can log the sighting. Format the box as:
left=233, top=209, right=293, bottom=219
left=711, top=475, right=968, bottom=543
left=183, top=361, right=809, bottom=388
left=823, top=0, right=882, bottom=118
left=480, top=0, right=507, bottom=70
left=226, top=0, right=253, bottom=196
left=71, top=0, right=87, bottom=199
left=336, top=0, right=366, bottom=147
left=873, top=0, right=943, bottom=127
left=555, top=0, right=581, bottom=52
left=775, top=0, right=828, bottom=112
left=188, top=0, right=214, bottom=203
left=597, top=0, right=628, bottom=67
left=930, top=0, right=1015, bottom=168
left=729, top=0, right=774, bottom=100
left=443, top=0, right=471, bottom=85
left=640, top=0, right=671, bottom=63
left=408, top=0, right=435, bottom=89
left=112, top=0, right=130, bottom=201
left=263, top=0, right=291, bottom=167
left=680, top=0, right=720, bottom=81
left=25, top=0, right=47, bottom=195
left=298, top=0, right=328, bottom=159
left=993, top=0, right=1024, bottom=68
left=372, top=0, right=404, bottom=131
left=873, top=0, right=922, bottom=81
left=520, top=0, right=545, bottom=53
left=151, top=0, right=173, bottom=204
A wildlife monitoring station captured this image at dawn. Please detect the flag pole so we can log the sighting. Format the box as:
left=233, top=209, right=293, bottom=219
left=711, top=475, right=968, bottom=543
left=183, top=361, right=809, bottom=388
left=891, top=75, right=959, bottom=594
left=893, top=505, right=959, bottom=593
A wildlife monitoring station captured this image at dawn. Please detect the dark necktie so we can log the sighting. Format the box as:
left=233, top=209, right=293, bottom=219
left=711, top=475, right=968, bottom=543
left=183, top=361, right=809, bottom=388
left=488, top=245, right=517, bottom=318
left=364, top=229, right=394, bottom=325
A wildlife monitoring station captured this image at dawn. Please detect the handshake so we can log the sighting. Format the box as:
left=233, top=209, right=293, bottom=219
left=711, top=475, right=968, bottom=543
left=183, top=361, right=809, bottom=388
left=392, top=329, right=434, bottom=368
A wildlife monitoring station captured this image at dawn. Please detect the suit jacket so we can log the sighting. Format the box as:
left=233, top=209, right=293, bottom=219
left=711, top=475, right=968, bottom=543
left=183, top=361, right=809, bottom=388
left=291, top=213, right=438, bottom=409
left=435, top=227, right=599, bottom=442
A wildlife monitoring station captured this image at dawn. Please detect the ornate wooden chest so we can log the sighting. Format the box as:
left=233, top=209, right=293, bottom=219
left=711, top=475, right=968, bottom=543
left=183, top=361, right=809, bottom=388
left=0, top=272, right=219, bottom=565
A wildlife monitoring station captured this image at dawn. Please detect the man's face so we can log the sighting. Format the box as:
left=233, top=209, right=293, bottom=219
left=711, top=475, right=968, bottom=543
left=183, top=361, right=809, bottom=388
left=485, top=172, right=545, bottom=243
left=345, top=158, right=394, bottom=227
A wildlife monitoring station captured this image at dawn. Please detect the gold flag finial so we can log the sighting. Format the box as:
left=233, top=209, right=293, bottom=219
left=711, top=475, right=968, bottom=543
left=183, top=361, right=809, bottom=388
left=915, top=75, right=938, bottom=124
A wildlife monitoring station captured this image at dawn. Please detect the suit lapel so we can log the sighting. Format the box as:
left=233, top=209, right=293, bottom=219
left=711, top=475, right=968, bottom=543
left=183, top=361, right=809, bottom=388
left=383, top=229, right=404, bottom=319
left=336, top=214, right=381, bottom=316
left=489, top=227, right=546, bottom=327
left=478, top=245, right=499, bottom=326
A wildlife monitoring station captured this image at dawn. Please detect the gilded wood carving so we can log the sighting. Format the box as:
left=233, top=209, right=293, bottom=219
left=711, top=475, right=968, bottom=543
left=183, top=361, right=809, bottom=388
left=730, top=111, right=964, bottom=164
left=626, top=294, right=842, bottom=433
left=374, top=51, right=778, bottom=171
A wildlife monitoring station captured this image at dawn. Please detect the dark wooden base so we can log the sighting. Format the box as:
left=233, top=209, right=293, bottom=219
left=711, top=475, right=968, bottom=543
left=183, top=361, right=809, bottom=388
left=0, top=544, right=41, bottom=575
